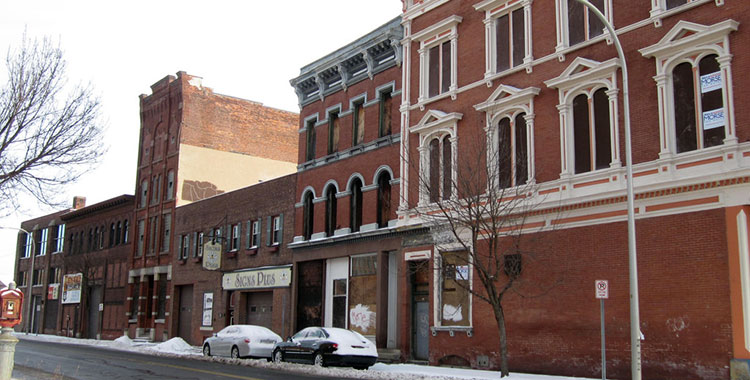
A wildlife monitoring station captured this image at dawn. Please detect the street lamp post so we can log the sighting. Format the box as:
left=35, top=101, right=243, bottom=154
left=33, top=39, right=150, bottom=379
left=0, top=226, right=35, bottom=334
left=572, top=1, right=641, bottom=379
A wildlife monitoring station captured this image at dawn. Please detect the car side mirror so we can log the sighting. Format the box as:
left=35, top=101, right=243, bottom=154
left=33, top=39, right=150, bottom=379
left=286, top=336, right=293, bottom=342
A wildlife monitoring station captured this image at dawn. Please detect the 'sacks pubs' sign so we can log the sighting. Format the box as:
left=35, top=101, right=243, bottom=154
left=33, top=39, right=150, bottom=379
left=222, top=266, right=292, bottom=290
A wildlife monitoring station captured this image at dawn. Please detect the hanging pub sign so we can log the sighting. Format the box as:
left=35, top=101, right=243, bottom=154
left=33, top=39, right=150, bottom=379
left=203, top=241, right=222, bottom=271
left=61, top=273, right=82, bottom=304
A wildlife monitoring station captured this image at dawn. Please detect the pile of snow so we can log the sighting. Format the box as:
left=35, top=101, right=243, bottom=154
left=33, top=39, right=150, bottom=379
left=113, top=335, right=133, bottom=345
left=147, top=337, right=195, bottom=354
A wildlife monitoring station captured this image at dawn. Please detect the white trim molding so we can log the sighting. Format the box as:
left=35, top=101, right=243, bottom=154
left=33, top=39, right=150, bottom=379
left=639, top=19, right=739, bottom=159
left=474, top=0, right=534, bottom=79
left=545, top=57, right=622, bottom=179
left=409, top=15, right=463, bottom=106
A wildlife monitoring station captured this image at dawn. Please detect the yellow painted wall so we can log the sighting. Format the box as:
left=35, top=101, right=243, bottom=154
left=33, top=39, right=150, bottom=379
left=176, top=144, right=296, bottom=207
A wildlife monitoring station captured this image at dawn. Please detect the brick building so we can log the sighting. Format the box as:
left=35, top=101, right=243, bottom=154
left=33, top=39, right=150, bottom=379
left=395, top=0, right=750, bottom=379
left=59, top=195, right=133, bottom=340
left=13, top=197, right=84, bottom=335
left=288, top=17, right=414, bottom=355
left=171, top=173, right=297, bottom=346
left=128, top=72, right=299, bottom=342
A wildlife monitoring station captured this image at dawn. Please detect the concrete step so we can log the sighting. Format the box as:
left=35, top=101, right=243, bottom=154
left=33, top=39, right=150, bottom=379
left=377, top=349, right=402, bottom=363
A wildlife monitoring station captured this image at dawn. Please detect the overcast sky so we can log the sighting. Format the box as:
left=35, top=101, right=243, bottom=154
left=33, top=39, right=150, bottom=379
left=0, top=0, right=403, bottom=285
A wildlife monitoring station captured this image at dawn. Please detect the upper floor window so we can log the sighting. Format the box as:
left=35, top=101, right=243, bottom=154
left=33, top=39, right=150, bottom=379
left=140, top=180, right=148, bottom=208
left=180, top=234, right=190, bottom=260
left=545, top=57, right=621, bottom=176
left=352, top=101, right=365, bottom=146
left=305, top=118, right=317, bottom=162
left=640, top=20, right=738, bottom=157
left=302, top=191, right=315, bottom=240
left=349, top=178, right=363, bottom=232
left=123, top=219, right=129, bottom=244
left=410, top=110, right=460, bottom=206
left=53, top=224, right=65, bottom=253
left=109, top=223, right=116, bottom=248
left=22, top=232, right=32, bottom=258
left=376, top=170, right=392, bottom=228
left=161, top=214, right=171, bottom=252
left=497, top=114, right=529, bottom=187
left=116, top=221, right=122, bottom=245
left=151, top=175, right=161, bottom=204
left=555, top=0, right=611, bottom=53
left=271, top=215, right=282, bottom=245
left=379, top=90, right=393, bottom=137
left=166, top=170, right=175, bottom=201
left=38, top=228, right=48, bottom=256
left=230, top=223, right=240, bottom=251
left=248, top=220, right=260, bottom=249
left=325, top=185, right=337, bottom=237
left=412, top=15, right=461, bottom=103
left=328, top=111, right=340, bottom=155
left=650, top=0, right=705, bottom=22
left=475, top=0, right=533, bottom=78
left=196, top=232, right=204, bottom=257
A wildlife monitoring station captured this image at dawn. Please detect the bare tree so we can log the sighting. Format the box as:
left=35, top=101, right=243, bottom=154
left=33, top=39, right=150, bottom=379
left=0, top=34, right=105, bottom=213
left=411, top=128, right=563, bottom=377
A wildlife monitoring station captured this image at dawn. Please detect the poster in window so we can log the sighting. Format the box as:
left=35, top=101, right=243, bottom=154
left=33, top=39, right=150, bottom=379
left=47, top=283, right=59, bottom=300
left=700, top=71, right=723, bottom=94
left=202, top=292, right=213, bottom=326
left=61, top=273, right=82, bottom=304
left=703, top=108, right=725, bottom=130
left=455, top=265, right=469, bottom=281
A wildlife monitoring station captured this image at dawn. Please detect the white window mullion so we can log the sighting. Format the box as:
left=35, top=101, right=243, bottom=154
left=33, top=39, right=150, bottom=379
left=606, top=88, right=621, bottom=167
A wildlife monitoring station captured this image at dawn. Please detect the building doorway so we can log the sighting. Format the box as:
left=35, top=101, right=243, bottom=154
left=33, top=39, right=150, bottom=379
left=177, top=285, right=193, bottom=343
left=87, top=286, right=102, bottom=339
left=245, top=292, right=273, bottom=329
left=410, top=260, right=430, bottom=360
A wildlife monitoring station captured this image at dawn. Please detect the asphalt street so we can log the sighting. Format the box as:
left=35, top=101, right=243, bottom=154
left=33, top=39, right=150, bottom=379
left=12, top=339, right=349, bottom=380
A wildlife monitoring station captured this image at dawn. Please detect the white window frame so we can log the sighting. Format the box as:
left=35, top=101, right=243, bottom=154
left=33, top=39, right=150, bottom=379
left=272, top=216, right=281, bottom=245
left=474, top=0, right=533, bottom=79
left=639, top=19, right=738, bottom=158
left=554, top=0, right=613, bottom=54
left=250, top=220, right=260, bottom=249
left=23, top=233, right=32, bottom=258
left=410, top=110, right=462, bottom=206
left=181, top=234, right=190, bottom=260
left=650, top=0, right=723, bottom=27
left=196, top=232, right=204, bottom=257
left=230, top=223, right=240, bottom=252
left=54, top=224, right=65, bottom=253
left=39, top=228, right=48, bottom=256
left=474, top=85, right=539, bottom=191
left=545, top=57, right=622, bottom=178
left=411, top=15, right=462, bottom=104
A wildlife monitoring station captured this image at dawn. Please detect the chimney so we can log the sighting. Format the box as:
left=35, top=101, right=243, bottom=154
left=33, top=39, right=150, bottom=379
left=72, top=196, right=86, bottom=210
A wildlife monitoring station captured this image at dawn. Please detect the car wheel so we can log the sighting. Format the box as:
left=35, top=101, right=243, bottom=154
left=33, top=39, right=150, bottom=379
left=203, top=344, right=211, bottom=357
left=273, top=349, right=284, bottom=363
left=231, top=346, right=240, bottom=359
left=314, top=352, right=326, bottom=367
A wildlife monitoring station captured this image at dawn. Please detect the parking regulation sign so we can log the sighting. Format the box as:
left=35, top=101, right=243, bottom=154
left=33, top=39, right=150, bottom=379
left=595, top=280, right=609, bottom=299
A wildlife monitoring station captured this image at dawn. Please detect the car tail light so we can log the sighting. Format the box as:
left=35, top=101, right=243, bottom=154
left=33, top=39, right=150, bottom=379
left=332, top=343, right=338, bottom=350
left=244, top=339, right=251, bottom=343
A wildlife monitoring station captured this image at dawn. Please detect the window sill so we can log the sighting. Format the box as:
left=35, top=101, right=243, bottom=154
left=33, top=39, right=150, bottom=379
left=431, top=326, right=473, bottom=337
left=177, top=259, right=187, bottom=265
left=193, top=257, right=202, bottom=263
left=128, top=319, right=137, bottom=324
left=246, top=248, right=258, bottom=255
left=226, top=251, right=237, bottom=259
left=268, top=245, right=279, bottom=253
left=417, top=89, right=458, bottom=111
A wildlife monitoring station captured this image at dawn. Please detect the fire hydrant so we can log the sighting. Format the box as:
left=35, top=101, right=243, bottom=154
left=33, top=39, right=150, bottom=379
left=0, top=282, right=24, bottom=380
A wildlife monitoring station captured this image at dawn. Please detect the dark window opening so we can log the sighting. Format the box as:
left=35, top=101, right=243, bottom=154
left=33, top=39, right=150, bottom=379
left=303, top=192, right=314, bottom=240
left=503, top=253, right=522, bottom=279
left=379, top=90, right=393, bottom=137
left=328, top=112, right=340, bottom=155
left=377, top=172, right=392, bottom=228
left=350, top=178, right=363, bottom=232
left=325, top=186, right=337, bottom=237
left=353, top=102, right=365, bottom=146
left=306, top=120, right=317, bottom=162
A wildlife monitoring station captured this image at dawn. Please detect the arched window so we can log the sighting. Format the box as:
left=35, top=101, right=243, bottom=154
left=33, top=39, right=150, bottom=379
left=303, top=191, right=314, bottom=240
left=673, top=55, right=725, bottom=153
left=497, top=114, right=529, bottom=189
left=88, top=228, right=93, bottom=252
left=350, top=178, right=363, bottom=232
left=376, top=171, right=392, bottom=228
left=123, top=219, right=129, bottom=243
left=109, top=223, right=116, bottom=248
left=572, top=88, right=611, bottom=174
left=428, top=136, right=453, bottom=202
left=116, top=221, right=122, bottom=245
left=325, top=186, right=337, bottom=237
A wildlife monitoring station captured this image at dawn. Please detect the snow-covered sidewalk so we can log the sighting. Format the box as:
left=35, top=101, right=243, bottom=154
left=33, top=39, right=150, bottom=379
left=13, top=333, right=598, bottom=380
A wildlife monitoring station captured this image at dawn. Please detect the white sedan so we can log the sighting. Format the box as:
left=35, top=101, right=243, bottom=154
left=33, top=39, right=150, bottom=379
left=202, top=325, right=282, bottom=359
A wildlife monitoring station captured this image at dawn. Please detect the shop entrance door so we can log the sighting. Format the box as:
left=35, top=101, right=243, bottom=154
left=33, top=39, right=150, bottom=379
left=177, top=285, right=193, bottom=343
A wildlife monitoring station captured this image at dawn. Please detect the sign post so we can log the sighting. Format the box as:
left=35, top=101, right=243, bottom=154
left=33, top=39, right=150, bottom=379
left=595, top=280, right=609, bottom=380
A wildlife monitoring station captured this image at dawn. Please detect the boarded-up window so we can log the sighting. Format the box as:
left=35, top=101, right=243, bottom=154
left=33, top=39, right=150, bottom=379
left=376, top=171, right=392, bottom=228
left=353, top=103, right=365, bottom=146
left=666, top=0, right=688, bottom=9
left=349, top=254, right=377, bottom=336
left=325, top=187, right=337, bottom=237
left=306, top=120, right=316, bottom=161
left=379, top=91, right=392, bottom=137
left=515, top=113, right=528, bottom=185
left=328, top=112, right=340, bottom=154
left=429, top=139, right=440, bottom=203
left=303, top=191, right=314, bottom=240
left=498, top=117, right=512, bottom=188
left=350, top=179, right=363, bottom=232
left=440, top=251, right=470, bottom=327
